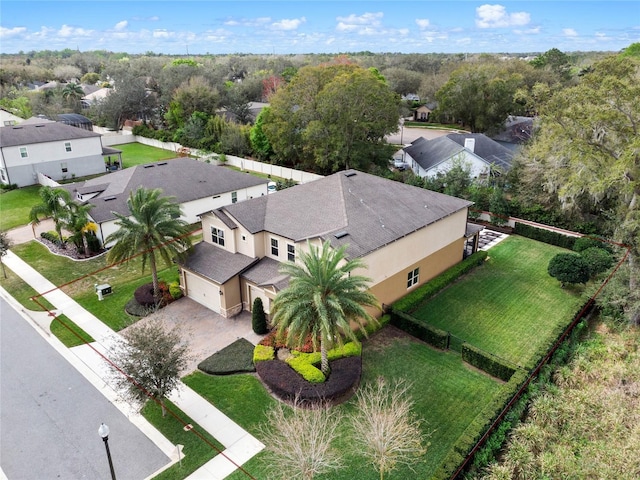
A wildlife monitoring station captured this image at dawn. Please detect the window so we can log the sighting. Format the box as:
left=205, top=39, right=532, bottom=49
left=231, top=191, right=238, bottom=204
left=19, top=147, right=28, bottom=158
left=241, top=235, right=246, bottom=241
left=407, top=268, right=419, bottom=289
left=0, top=169, right=6, bottom=182
left=64, top=142, right=72, bottom=152
left=287, top=244, right=295, bottom=262
left=211, top=227, right=225, bottom=246
left=271, top=238, right=279, bottom=256
left=61, top=162, right=68, bottom=173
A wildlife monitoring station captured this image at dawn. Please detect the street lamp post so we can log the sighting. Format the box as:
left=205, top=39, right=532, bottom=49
left=98, top=423, right=117, bottom=480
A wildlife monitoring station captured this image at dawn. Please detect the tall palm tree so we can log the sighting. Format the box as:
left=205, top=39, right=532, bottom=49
left=105, top=187, right=192, bottom=301
left=63, top=201, right=94, bottom=255
left=271, top=240, right=379, bottom=377
left=29, top=186, right=72, bottom=247
left=61, top=82, right=84, bottom=101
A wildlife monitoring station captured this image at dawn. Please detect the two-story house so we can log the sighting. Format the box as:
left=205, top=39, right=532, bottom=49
left=0, top=121, right=107, bottom=187
left=178, top=169, right=473, bottom=318
left=63, top=157, right=270, bottom=246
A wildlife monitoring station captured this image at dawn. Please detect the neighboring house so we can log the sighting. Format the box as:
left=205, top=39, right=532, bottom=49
left=402, top=93, right=420, bottom=102
left=63, top=158, right=270, bottom=245
left=413, top=104, right=432, bottom=122
left=81, top=87, right=112, bottom=109
left=217, top=102, right=269, bottom=124
left=0, top=121, right=107, bottom=187
left=0, top=109, right=24, bottom=127
left=404, top=133, right=514, bottom=179
left=178, top=169, right=474, bottom=318
left=492, top=115, right=534, bottom=152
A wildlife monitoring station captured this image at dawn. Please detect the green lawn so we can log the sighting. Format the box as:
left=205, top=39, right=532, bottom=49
left=188, top=329, right=501, bottom=480
left=112, top=143, right=179, bottom=168
left=0, top=185, right=41, bottom=230
left=412, top=235, right=585, bottom=367
left=141, top=399, right=225, bottom=480
left=10, top=240, right=181, bottom=331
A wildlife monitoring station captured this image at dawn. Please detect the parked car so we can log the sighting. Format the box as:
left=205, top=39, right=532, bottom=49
left=394, top=158, right=408, bottom=171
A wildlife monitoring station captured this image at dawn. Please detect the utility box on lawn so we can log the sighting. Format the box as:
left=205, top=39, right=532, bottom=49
left=95, top=283, right=112, bottom=301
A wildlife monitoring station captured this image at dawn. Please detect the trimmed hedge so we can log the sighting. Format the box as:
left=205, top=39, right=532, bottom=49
left=432, top=368, right=528, bottom=480
left=461, top=343, right=517, bottom=381
left=390, top=311, right=449, bottom=350
left=514, top=222, right=577, bottom=250
left=253, top=344, right=275, bottom=363
left=286, top=356, right=325, bottom=383
left=392, top=251, right=488, bottom=313
left=285, top=341, right=363, bottom=383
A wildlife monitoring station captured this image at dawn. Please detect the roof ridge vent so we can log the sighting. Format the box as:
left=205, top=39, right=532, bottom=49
left=143, top=164, right=155, bottom=168
left=334, top=231, right=349, bottom=239
left=158, top=162, right=168, bottom=166
left=344, top=171, right=357, bottom=177
left=103, top=196, right=116, bottom=201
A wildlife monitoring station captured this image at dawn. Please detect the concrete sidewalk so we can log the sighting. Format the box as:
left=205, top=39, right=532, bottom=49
left=2, top=250, right=264, bottom=479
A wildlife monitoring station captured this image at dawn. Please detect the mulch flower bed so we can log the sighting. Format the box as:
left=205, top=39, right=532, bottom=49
left=37, top=237, right=104, bottom=260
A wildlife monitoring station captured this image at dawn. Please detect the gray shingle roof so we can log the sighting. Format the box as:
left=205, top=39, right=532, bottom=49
left=446, top=133, right=514, bottom=170
left=241, top=257, right=290, bottom=290
left=0, top=121, right=101, bottom=147
left=404, top=133, right=514, bottom=172
left=220, top=169, right=472, bottom=260
left=404, top=136, right=464, bottom=171
left=64, top=158, right=268, bottom=223
left=179, top=241, right=259, bottom=284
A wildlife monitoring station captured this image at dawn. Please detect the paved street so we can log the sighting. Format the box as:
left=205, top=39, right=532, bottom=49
left=0, top=296, right=171, bottom=480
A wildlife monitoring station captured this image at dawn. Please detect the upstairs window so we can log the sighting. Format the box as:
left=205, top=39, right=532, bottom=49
left=19, top=147, right=28, bottom=158
left=407, top=268, right=420, bottom=289
left=271, top=238, right=279, bottom=256
left=211, top=227, right=225, bottom=246
left=65, top=142, right=72, bottom=152
left=231, top=191, right=238, bottom=204
left=287, top=244, right=295, bottom=262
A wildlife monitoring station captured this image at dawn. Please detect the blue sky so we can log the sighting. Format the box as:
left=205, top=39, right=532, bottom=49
left=1, top=1, right=638, bottom=54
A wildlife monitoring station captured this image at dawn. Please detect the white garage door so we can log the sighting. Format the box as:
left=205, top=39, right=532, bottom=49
left=249, top=285, right=270, bottom=314
left=185, top=272, right=220, bottom=313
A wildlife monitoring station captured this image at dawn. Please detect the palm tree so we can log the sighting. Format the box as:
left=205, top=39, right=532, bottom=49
left=271, top=240, right=379, bottom=377
left=29, top=186, right=72, bottom=247
left=105, top=187, right=192, bottom=302
left=64, top=201, right=94, bottom=255
left=62, top=82, right=84, bottom=101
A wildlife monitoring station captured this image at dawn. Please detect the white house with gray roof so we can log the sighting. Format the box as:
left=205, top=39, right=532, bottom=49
left=64, top=158, right=270, bottom=245
left=0, top=121, right=107, bottom=187
left=178, top=169, right=473, bottom=318
left=404, top=133, right=514, bottom=179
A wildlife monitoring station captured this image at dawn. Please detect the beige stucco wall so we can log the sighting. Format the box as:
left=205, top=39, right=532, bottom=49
left=367, top=238, right=464, bottom=310
left=220, top=276, right=243, bottom=317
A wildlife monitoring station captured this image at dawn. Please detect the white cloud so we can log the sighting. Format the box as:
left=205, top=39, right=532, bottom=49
left=563, top=28, right=578, bottom=37
left=272, top=17, right=306, bottom=31
left=114, top=21, right=128, bottom=31
left=415, top=18, right=430, bottom=29
left=58, top=25, right=93, bottom=37
left=475, top=4, right=530, bottom=28
left=336, top=12, right=383, bottom=32
left=153, top=29, right=170, bottom=38
left=514, top=26, right=541, bottom=35
left=0, top=26, right=27, bottom=38
left=224, top=17, right=271, bottom=27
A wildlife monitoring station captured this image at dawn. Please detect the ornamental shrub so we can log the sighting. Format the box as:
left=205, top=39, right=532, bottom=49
left=580, top=247, right=614, bottom=277
left=252, top=297, right=268, bottom=334
left=253, top=344, right=275, bottom=363
left=169, top=281, right=183, bottom=300
left=286, top=356, right=326, bottom=383
left=573, top=236, right=613, bottom=253
left=547, top=253, right=590, bottom=286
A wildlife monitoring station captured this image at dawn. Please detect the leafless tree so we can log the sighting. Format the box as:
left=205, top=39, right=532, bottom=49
left=351, top=377, right=429, bottom=480
left=259, top=399, right=343, bottom=480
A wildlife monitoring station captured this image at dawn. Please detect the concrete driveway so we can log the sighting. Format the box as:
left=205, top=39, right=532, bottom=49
left=131, top=297, right=266, bottom=374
